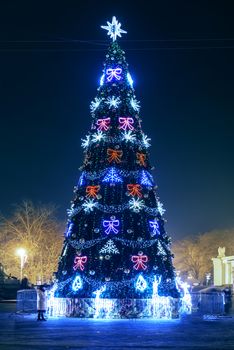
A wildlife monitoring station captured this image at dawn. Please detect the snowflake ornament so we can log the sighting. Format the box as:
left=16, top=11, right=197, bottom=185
left=122, top=130, right=136, bottom=143
left=101, top=16, right=127, bottom=42
left=130, top=98, right=140, bottom=112
left=81, top=135, right=91, bottom=149
left=90, top=97, right=102, bottom=113
left=129, top=198, right=144, bottom=213
left=142, top=134, right=151, bottom=148
left=92, top=130, right=106, bottom=143
left=82, top=199, right=98, bottom=213
left=99, top=240, right=120, bottom=254
left=157, top=201, right=166, bottom=216
left=105, top=96, right=121, bottom=109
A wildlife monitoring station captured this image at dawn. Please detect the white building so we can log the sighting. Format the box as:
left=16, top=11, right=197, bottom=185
left=212, top=247, right=234, bottom=287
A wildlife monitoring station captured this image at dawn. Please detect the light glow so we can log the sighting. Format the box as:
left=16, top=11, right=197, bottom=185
left=135, top=275, right=147, bottom=292
left=130, top=98, right=140, bottom=112
left=90, top=97, right=102, bottom=113
left=99, top=240, right=120, bottom=254
left=122, top=130, right=136, bottom=143
left=129, top=198, right=144, bottom=212
left=102, top=167, right=123, bottom=183
left=103, top=218, right=120, bottom=235
left=105, top=96, right=121, bottom=109
left=82, top=199, right=98, bottom=213
left=127, top=72, right=133, bottom=87
left=101, top=16, right=127, bottom=42
left=106, top=67, right=122, bottom=81
left=72, top=275, right=83, bottom=292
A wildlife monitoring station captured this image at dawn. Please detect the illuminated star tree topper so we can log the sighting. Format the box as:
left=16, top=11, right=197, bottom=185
left=101, top=16, right=127, bottom=41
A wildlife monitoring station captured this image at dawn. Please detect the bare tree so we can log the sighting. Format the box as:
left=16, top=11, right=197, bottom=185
left=0, top=201, right=64, bottom=284
left=173, top=229, right=234, bottom=283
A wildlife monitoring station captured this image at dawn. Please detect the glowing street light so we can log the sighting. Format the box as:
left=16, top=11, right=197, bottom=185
left=16, top=248, right=27, bottom=281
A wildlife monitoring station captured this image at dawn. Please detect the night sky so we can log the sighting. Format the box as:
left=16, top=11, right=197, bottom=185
left=0, top=1, right=234, bottom=240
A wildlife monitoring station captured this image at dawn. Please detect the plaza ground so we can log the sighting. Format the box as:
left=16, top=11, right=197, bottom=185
left=0, top=303, right=234, bottom=349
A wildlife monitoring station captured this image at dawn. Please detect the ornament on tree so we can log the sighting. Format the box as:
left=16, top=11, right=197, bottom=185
left=131, top=252, right=148, bottom=270
left=105, top=96, right=121, bottom=109
left=78, top=173, right=85, bottom=186
left=130, top=98, right=140, bottom=112
left=72, top=275, right=83, bottom=291
left=142, top=134, right=151, bottom=148
left=90, top=97, right=102, bottom=113
left=99, top=239, right=120, bottom=254
left=106, top=67, right=122, bottom=81
left=86, top=185, right=100, bottom=198
left=103, top=218, right=120, bottom=235
left=129, top=198, right=144, bottom=212
left=107, top=148, right=123, bottom=163
left=135, top=274, right=148, bottom=292
left=102, top=167, right=123, bottom=183
left=122, top=130, right=136, bottom=143
left=127, top=184, right=143, bottom=197
left=149, top=219, right=160, bottom=236
left=118, top=117, right=134, bottom=131
left=101, top=16, right=127, bottom=42
left=96, top=118, right=111, bottom=131
left=136, top=152, right=146, bottom=167
left=73, top=256, right=88, bottom=271
left=140, top=170, right=153, bottom=186
left=82, top=199, right=98, bottom=213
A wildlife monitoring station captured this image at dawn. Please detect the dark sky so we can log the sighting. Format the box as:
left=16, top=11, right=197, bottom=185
left=0, top=1, right=234, bottom=240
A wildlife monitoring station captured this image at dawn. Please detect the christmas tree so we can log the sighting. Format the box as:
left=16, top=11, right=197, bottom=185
left=56, top=17, right=180, bottom=314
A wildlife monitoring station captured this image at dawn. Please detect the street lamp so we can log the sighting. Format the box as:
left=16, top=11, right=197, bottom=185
left=16, top=248, right=27, bottom=281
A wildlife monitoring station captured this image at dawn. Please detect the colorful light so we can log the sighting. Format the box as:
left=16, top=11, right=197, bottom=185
left=140, top=170, right=153, bottom=186
left=103, top=218, right=120, bottom=235
left=96, top=118, right=110, bottom=131
left=157, top=201, right=166, bottom=216
left=101, top=16, right=127, bottom=42
left=81, top=135, right=91, bottom=149
left=65, top=222, right=74, bottom=238
left=78, top=173, right=85, bottom=186
left=136, top=152, right=146, bottom=167
left=99, top=239, right=120, bottom=254
left=72, top=275, right=83, bottom=291
left=86, top=185, right=100, bottom=199
left=127, top=184, right=143, bottom=197
left=131, top=252, right=148, bottom=270
left=106, top=67, right=122, bottom=81
left=130, top=98, right=140, bottom=112
left=105, top=96, right=121, bottom=109
left=82, top=199, right=98, bottom=213
left=142, top=134, right=151, bottom=148
left=100, top=74, right=105, bottom=86
left=73, top=256, right=88, bottom=271
left=119, top=117, right=134, bottom=131
left=92, top=131, right=106, bottom=142
left=102, top=167, right=123, bottom=183
left=107, top=148, right=123, bottom=163
left=149, top=219, right=160, bottom=236
left=127, top=72, right=133, bottom=87
left=135, top=274, right=147, bottom=292
left=90, top=97, right=102, bottom=113
left=122, top=130, right=136, bottom=143
left=129, top=198, right=144, bottom=212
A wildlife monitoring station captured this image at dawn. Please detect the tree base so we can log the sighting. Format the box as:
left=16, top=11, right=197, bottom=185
left=48, top=297, right=180, bottom=319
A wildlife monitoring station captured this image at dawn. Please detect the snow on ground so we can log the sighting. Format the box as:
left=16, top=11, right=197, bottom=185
left=0, top=303, right=234, bottom=349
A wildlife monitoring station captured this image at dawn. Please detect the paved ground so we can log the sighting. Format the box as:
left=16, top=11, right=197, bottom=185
left=0, top=303, right=234, bottom=349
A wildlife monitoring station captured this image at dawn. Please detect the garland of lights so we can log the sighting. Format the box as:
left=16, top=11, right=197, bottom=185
left=81, top=133, right=150, bottom=149
left=67, top=202, right=159, bottom=218
left=68, top=237, right=106, bottom=250
left=78, top=168, right=154, bottom=182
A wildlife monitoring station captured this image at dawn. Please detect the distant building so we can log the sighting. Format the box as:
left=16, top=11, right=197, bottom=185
left=212, top=247, right=234, bottom=287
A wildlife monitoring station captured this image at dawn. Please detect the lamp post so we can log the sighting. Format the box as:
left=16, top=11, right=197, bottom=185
left=16, top=248, right=27, bottom=281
